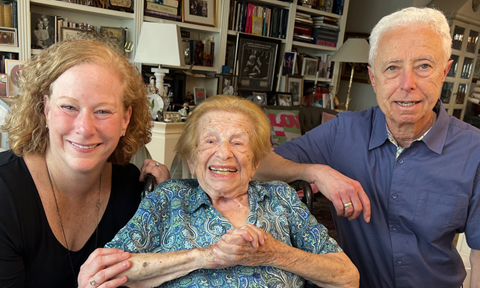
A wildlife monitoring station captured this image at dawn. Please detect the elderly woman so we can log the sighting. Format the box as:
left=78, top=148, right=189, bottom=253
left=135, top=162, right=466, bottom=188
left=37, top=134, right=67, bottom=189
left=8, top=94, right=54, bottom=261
left=102, top=95, right=359, bottom=288
left=0, top=39, right=169, bottom=288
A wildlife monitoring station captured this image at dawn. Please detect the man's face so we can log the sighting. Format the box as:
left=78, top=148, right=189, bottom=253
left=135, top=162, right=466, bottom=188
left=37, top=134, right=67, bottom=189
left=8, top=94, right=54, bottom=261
left=42, top=18, right=49, bottom=28
left=368, top=25, right=452, bottom=129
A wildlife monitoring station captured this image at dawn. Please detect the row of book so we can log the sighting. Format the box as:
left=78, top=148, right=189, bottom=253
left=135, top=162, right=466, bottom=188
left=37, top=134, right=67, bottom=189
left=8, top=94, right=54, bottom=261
left=0, top=1, right=17, bottom=29
left=181, top=35, right=215, bottom=67
left=297, top=0, right=345, bottom=16
left=227, top=1, right=289, bottom=39
left=144, top=0, right=181, bottom=22
left=294, top=12, right=339, bottom=47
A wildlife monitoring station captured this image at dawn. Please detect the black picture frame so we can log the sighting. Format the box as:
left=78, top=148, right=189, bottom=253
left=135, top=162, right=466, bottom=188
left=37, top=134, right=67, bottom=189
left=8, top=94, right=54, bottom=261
left=235, top=33, right=281, bottom=92
left=31, top=12, right=57, bottom=49
left=217, top=74, right=236, bottom=95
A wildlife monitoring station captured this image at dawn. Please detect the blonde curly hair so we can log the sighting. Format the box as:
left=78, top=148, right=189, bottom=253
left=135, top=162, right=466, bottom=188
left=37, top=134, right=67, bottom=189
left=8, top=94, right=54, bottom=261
left=1, top=39, right=152, bottom=165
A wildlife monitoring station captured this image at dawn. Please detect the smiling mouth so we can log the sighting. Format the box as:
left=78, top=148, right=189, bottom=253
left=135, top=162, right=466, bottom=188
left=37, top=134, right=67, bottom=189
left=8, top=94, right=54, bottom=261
left=209, top=167, right=238, bottom=175
left=69, top=141, right=100, bottom=149
left=395, top=101, right=418, bottom=107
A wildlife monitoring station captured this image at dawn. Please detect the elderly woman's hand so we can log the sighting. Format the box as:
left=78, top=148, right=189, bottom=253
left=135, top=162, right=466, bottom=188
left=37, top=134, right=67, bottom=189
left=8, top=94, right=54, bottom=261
left=211, top=224, right=280, bottom=267
left=78, top=248, right=131, bottom=288
left=139, top=159, right=171, bottom=187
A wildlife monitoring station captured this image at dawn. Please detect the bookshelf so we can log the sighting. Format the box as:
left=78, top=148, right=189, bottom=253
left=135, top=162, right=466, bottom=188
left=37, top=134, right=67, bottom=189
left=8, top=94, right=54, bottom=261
left=5, top=0, right=350, bottom=98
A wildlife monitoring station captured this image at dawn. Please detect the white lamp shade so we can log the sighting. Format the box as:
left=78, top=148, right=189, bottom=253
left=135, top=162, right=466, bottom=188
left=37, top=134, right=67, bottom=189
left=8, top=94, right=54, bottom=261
left=330, top=38, right=370, bottom=63
left=134, top=22, right=185, bottom=67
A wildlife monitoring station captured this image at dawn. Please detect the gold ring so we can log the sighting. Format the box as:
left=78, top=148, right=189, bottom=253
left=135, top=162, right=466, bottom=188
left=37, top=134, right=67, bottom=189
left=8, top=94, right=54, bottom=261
left=155, top=162, right=160, bottom=167
left=343, top=202, right=353, bottom=208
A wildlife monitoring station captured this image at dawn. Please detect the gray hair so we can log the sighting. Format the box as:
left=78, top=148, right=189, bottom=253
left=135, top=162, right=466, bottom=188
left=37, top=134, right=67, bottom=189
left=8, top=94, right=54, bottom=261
left=368, top=7, right=451, bottom=71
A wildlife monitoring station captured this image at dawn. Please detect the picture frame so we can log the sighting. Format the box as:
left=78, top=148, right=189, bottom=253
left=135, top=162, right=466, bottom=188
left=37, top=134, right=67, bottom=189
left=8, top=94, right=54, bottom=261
left=0, top=73, right=7, bottom=97
left=0, top=28, right=16, bottom=47
left=31, top=13, right=57, bottom=49
left=322, top=92, right=334, bottom=110
left=183, top=0, right=216, bottom=27
left=194, top=87, right=206, bottom=104
left=251, top=92, right=267, bottom=106
left=99, top=26, right=126, bottom=54
left=163, top=111, right=182, bottom=122
left=282, top=52, right=297, bottom=75
left=59, top=27, right=96, bottom=42
left=217, top=74, right=236, bottom=95
left=302, top=57, right=318, bottom=77
left=5, top=59, right=26, bottom=98
left=286, top=75, right=304, bottom=106
left=276, top=92, right=293, bottom=106
left=235, top=33, right=281, bottom=92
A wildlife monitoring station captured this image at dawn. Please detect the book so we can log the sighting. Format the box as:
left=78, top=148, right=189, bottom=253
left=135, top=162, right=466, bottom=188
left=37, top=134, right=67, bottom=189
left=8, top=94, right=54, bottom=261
left=145, top=2, right=178, bottom=15
left=245, top=3, right=255, bottom=34
left=145, top=0, right=179, bottom=8
left=144, top=9, right=181, bottom=21
left=3, top=3, right=11, bottom=28
left=0, top=5, right=4, bottom=27
left=252, top=15, right=263, bottom=35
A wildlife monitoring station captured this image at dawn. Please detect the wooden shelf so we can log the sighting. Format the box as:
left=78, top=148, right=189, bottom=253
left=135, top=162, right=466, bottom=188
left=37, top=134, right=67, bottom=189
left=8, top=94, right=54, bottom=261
left=30, top=0, right=134, bottom=19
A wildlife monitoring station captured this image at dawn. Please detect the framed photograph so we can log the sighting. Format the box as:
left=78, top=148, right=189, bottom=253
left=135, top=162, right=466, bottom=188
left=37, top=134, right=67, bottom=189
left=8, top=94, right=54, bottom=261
left=183, top=0, right=216, bottom=27
left=323, top=92, right=334, bottom=110
left=217, top=74, right=236, bottom=95
left=251, top=92, right=267, bottom=106
left=59, top=27, right=96, bottom=42
left=31, top=13, right=57, bottom=49
left=282, top=52, right=297, bottom=75
left=235, top=33, right=281, bottom=92
left=0, top=28, right=16, bottom=47
left=0, top=73, right=7, bottom=97
left=276, top=92, right=293, bottom=106
left=5, top=59, right=26, bottom=98
left=302, top=57, right=318, bottom=77
left=286, top=75, right=304, bottom=106
left=163, top=111, right=182, bottom=122
left=100, top=26, right=126, bottom=54
left=194, top=87, right=206, bottom=104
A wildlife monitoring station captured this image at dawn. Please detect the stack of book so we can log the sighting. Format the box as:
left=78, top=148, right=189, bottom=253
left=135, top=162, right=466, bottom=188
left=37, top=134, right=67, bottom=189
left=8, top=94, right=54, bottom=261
left=228, top=0, right=289, bottom=39
left=144, top=0, right=181, bottom=22
left=293, top=11, right=314, bottom=44
left=312, top=15, right=339, bottom=47
left=0, top=1, right=17, bottom=29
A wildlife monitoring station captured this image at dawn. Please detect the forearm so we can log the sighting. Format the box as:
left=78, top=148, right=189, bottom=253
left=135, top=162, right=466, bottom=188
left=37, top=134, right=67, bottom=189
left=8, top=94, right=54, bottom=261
left=120, top=247, right=211, bottom=286
left=269, top=242, right=359, bottom=288
left=470, top=249, right=480, bottom=288
left=254, top=151, right=311, bottom=183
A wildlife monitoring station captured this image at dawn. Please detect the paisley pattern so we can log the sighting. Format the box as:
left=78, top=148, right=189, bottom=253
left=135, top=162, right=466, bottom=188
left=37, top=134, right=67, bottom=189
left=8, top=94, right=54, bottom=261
left=106, top=180, right=341, bottom=287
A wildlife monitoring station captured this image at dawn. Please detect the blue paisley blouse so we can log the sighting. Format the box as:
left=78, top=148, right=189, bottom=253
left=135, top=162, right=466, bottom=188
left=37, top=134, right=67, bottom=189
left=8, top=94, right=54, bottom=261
left=106, top=179, right=341, bottom=288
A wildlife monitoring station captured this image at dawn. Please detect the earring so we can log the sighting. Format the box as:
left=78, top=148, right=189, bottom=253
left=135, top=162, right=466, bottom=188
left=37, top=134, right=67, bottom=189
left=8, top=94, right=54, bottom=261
left=45, top=124, right=48, bottom=129
left=122, top=133, right=125, bottom=137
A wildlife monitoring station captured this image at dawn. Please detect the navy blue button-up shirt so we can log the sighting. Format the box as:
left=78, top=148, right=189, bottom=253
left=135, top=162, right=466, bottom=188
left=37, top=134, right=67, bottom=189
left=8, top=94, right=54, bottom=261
left=275, top=101, right=480, bottom=288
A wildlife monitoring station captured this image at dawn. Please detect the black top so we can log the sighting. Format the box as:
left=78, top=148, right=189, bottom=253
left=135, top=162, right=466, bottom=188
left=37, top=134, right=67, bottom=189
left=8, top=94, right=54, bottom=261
left=0, top=150, right=143, bottom=287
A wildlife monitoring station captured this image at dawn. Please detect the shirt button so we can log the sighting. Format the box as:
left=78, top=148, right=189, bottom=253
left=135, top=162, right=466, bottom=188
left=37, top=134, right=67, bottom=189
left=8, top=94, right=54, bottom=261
left=396, top=260, right=402, bottom=264
left=391, top=225, right=398, bottom=231
left=398, top=159, right=404, bottom=164
left=392, top=194, right=398, bottom=199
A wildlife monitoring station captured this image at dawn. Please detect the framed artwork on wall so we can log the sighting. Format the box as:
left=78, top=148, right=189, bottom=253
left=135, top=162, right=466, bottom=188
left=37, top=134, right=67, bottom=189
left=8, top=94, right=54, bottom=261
left=235, top=33, right=281, bottom=92
left=183, top=0, right=216, bottom=27
left=5, top=59, right=26, bottom=98
left=31, top=12, right=57, bottom=49
left=286, top=75, right=303, bottom=106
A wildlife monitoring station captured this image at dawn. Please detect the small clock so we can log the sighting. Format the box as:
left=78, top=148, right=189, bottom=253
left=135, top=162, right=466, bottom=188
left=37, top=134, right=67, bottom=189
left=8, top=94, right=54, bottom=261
left=473, top=0, right=480, bottom=12
left=109, top=0, right=133, bottom=12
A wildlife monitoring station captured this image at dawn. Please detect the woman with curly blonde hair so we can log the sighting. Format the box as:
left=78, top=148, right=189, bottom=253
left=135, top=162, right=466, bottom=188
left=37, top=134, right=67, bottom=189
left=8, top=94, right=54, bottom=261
left=0, top=39, right=170, bottom=287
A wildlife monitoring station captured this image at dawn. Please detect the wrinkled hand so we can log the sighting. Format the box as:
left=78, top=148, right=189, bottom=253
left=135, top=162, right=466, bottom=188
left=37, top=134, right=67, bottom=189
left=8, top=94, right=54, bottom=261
left=210, top=224, right=279, bottom=267
left=139, top=159, right=171, bottom=187
left=306, top=164, right=370, bottom=222
left=78, top=248, right=131, bottom=288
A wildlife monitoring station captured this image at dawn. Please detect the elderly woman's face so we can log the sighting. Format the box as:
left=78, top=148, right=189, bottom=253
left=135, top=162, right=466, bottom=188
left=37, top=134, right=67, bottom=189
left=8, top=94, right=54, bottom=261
left=189, top=111, right=258, bottom=199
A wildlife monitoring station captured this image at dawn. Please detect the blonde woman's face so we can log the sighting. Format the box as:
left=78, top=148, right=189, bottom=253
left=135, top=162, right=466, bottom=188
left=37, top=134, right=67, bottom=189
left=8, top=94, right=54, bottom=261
left=44, top=63, right=132, bottom=173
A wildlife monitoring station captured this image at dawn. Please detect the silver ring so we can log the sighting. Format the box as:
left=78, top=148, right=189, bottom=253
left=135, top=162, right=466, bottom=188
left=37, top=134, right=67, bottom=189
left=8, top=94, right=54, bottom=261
left=90, top=279, right=97, bottom=286
left=343, top=202, right=353, bottom=208
left=155, top=162, right=160, bottom=167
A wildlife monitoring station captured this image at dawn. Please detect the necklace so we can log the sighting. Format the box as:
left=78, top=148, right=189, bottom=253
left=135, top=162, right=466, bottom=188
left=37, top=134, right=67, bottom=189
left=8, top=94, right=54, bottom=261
left=45, top=161, right=102, bottom=287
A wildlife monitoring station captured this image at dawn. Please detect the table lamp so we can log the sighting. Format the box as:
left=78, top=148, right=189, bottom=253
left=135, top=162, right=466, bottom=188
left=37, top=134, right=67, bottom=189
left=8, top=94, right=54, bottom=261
left=135, top=22, right=185, bottom=100
left=330, top=38, right=370, bottom=111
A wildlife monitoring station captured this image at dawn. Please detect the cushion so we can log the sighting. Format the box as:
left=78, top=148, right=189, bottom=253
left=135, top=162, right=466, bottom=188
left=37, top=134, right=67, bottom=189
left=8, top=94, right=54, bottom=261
left=264, top=108, right=302, bottom=147
left=321, top=111, right=336, bottom=124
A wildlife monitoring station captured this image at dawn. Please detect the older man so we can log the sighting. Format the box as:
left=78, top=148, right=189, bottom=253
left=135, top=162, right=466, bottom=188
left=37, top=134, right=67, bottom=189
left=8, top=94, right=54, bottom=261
left=255, top=7, right=480, bottom=288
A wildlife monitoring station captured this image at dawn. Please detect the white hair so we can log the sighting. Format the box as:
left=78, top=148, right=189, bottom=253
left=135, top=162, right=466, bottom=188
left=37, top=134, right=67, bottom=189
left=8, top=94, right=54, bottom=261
left=368, top=7, right=451, bottom=72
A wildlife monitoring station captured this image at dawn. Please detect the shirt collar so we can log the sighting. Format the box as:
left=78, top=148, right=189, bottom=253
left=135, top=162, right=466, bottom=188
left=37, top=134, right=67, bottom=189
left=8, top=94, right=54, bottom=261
left=368, top=100, right=447, bottom=155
